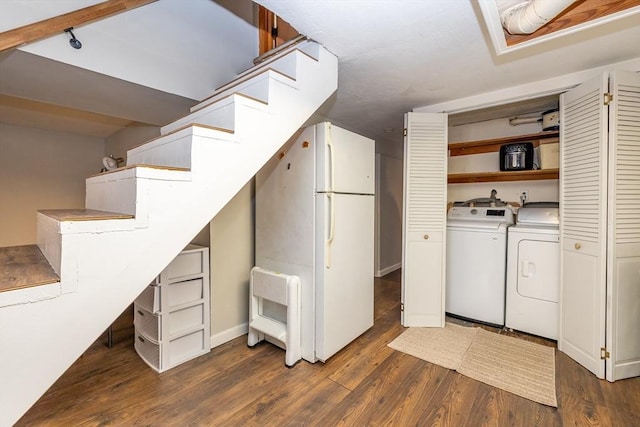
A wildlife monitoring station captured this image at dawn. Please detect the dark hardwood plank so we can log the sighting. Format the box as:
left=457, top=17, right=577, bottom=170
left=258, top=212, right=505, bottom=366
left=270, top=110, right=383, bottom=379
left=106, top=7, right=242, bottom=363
left=16, top=270, right=640, bottom=426
left=321, top=352, right=426, bottom=425
left=413, top=369, right=483, bottom=426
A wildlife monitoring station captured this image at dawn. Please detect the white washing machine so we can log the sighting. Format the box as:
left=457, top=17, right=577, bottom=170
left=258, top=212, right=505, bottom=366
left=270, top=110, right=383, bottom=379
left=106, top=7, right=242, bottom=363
left=506, top=204, right=559, bottom=340
left=446, top=206, right=514, bottom=326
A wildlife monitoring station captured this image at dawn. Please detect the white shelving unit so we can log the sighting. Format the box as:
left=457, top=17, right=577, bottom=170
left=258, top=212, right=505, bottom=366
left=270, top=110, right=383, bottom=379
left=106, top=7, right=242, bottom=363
left=134, top=244, right=210, bottom=373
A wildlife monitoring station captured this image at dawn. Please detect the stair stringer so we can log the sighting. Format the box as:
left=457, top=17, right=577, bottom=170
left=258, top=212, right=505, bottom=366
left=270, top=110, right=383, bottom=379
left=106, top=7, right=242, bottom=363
left=0, top=41, right=337, bottom=427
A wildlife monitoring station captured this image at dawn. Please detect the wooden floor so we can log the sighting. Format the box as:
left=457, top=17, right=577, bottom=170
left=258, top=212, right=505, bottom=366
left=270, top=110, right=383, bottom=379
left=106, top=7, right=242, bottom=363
left=17, top=270, right=640, bottom=426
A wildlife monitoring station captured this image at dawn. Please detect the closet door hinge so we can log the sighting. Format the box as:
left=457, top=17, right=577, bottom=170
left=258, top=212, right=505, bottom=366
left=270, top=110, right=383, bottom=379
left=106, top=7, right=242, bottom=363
left=400, top=303, right=405, bottom=312
left=403, top=128, right=407, bottom=137
left=600, top=347, right=610, bottom=360
left=604, top=93, right=613, bottom=105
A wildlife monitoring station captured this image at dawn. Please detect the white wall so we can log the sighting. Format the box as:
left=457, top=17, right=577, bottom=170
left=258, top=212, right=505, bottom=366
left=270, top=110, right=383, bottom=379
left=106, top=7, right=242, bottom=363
left=448, top=116, right=559, bottom=205
left=0, top=124, right=104, bottom=246
left=375, top=153, right=403, bottom=276
left=9, top=0, right=259, bottom=101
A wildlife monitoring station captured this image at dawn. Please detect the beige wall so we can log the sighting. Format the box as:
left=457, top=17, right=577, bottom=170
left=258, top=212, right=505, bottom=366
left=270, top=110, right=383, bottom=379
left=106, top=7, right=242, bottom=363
left=0, top=124, right=105, bottom=246
left=209, top=180, right=254, bottom=342
left=104, top=124, right=160, bottom=162
left=375, top=153, right=403, bottom=277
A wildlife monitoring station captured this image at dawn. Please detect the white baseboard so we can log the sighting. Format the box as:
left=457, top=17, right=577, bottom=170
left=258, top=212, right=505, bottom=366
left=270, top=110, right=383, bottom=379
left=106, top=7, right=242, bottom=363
left=210, top=322, right=249, bottom=348
left=375, top=262, right=401, bottom=278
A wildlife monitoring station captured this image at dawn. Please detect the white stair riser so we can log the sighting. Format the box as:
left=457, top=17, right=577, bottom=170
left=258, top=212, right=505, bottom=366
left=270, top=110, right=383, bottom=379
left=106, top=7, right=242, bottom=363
left=86, top=175, right=139, bottom=217
left=36, top=213, right=62, bottom=276
left=162, top=96, right=237, bottom=135
left=191, top=64, right=296, bottom=113
left=0, top=282, right=61, bottom=307
left=191, top=45, right=307, bottom=112
left=85, top=167, right=192, bottom=223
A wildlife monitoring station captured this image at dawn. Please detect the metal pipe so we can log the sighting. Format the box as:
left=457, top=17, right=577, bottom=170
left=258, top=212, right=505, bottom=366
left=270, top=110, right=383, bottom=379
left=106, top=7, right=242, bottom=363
left=509, top=116, right=541, bottom=126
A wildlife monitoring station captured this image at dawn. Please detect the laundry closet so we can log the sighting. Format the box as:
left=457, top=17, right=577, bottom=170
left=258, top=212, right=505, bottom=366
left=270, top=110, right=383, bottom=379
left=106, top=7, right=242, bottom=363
left=446, top=104, right=561, bottom=337
left=401, top=69, right=640, bottom=382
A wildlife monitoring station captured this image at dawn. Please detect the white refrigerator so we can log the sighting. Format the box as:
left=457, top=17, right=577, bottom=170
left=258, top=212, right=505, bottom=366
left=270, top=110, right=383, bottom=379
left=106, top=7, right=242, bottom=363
left=255, top=122, right=375, bottom=362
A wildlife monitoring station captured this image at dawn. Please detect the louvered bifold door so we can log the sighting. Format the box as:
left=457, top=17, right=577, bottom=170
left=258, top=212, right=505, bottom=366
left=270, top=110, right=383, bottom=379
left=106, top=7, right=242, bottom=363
left=559, top=73, right=608, bottom=379
left=401, top=112, right=447, bottom=327
left=606, top=70, right=640, bottom=382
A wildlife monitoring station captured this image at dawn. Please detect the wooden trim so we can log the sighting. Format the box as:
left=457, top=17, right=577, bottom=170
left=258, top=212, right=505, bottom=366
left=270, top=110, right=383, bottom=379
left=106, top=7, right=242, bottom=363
left=195, top=68, right=295, bottom=112
left=37, top=209, right=134, bottom=221
left=89, top=163, right=191, bottom=178
left=0, top=0, right=158, bottom=52
left=448, top=169, right=559, bottom=184
left=448, top=131, right=559, bottom=157
left=505, top=0, right=640, bottom=47
left=258, top=6, right=275, bottom=55
left=257, top=5, right=300, bottom=56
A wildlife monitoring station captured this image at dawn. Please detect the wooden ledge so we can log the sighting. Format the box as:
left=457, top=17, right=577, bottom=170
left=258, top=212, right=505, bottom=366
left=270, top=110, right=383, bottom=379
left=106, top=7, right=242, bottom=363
left=449, top=131, right=559, bottom=157
left=194, top=69, right=288, bottom=112
left=174, top=122, right=236, bottom=134
left=130, top=122, right=235, bottom=153
left=0, top=245, right=59, bottom=293
left=37, top=209, right=134, bottom=221
left=448, top=169, right=559, bottom=184
left=90, top=163, right=191, bottom=178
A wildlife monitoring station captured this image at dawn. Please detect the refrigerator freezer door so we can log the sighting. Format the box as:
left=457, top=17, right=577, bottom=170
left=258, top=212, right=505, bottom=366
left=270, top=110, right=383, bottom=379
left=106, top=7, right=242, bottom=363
left=316, top=122, right=375, bottom=195
left=315, top=192, right=374, bottom=361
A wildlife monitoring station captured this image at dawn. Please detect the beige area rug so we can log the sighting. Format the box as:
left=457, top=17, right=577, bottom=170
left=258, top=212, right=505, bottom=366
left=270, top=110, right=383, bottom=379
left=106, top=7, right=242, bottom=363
left=388, top=323, right=557, bottom=407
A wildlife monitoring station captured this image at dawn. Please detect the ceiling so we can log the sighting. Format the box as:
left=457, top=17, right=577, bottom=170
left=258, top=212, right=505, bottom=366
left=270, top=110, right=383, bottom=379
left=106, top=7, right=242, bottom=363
left=1, top=0, right=639, bottom=151
left=0, top=0, right=258, bottom=138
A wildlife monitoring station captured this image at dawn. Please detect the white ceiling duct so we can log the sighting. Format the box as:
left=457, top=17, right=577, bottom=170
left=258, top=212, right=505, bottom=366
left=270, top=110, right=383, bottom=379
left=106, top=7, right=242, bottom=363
left=500, top=0, right=579, bottom=35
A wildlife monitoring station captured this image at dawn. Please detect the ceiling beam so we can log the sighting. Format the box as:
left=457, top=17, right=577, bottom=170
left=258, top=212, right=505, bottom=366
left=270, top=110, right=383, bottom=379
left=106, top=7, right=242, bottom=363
left=0, top=0, right=158, bottom=52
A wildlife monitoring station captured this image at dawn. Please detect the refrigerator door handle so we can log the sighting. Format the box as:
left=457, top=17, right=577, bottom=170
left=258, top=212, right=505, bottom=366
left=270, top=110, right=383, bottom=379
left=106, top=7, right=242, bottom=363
left=326, top=192, right=335, bottom=268
left=327, top=125, right=335, bottom=192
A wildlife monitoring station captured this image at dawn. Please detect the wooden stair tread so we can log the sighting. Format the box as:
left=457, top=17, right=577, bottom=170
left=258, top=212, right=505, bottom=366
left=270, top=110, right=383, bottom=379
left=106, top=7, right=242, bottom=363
left=37, top=209, right=134, bottom=221
left=220, top=37, right=309, bottom=90
left=129, top=122, right=237, bottom=154
left=193, top=76, right=279, bottom=113
left=253, top=34, right=310, bottom=65
left=192, top=39, right=312, bottom=112
left=0, top=245, right=59, bottom=292
left=164, top=122, right=238, bottom=137
left=91, top=163, right=191, bottom=178
left=212, top=67, right=295, bottom=97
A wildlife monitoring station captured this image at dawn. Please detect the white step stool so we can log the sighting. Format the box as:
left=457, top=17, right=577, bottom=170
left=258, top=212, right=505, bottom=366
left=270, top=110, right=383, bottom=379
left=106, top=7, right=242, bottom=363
left=247, top=266, right=301, bottom=367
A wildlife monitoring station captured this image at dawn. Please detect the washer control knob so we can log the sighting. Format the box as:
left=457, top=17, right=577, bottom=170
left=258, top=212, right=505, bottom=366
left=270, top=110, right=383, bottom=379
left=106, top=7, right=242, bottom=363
left=470, top=209, right=478, bottom=215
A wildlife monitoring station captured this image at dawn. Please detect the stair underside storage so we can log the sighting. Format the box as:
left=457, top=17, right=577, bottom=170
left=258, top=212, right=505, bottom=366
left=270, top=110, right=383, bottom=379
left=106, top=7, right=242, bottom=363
left=0, top=38, right=337, bottom=427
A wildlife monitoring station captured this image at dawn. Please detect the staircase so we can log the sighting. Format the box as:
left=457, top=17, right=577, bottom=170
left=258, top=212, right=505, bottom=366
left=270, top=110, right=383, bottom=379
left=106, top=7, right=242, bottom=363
left=0, top=39, right=337, bottom=427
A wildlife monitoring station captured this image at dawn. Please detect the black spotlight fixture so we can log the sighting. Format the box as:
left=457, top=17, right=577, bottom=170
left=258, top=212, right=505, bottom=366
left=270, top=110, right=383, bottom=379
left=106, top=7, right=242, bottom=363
left=64, top=27, right=82, bottom=49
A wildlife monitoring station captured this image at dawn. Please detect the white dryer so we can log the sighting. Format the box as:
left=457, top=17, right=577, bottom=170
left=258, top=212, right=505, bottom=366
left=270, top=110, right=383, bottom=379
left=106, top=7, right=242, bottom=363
left=506, top=204, right=559, bottom=340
